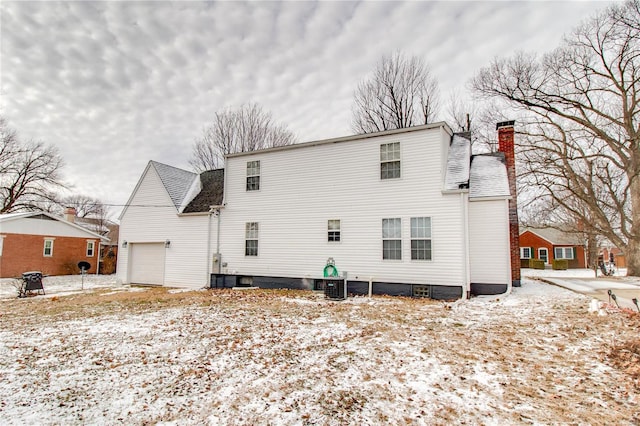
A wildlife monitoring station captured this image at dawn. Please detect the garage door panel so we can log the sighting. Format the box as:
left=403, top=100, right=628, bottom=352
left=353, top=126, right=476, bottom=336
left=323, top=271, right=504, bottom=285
left=130, top=243, right=165, bottom=285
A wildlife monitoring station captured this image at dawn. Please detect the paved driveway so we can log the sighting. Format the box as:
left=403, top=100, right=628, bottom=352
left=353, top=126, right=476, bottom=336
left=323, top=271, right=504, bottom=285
left=531, top=276, right=640, bottom=311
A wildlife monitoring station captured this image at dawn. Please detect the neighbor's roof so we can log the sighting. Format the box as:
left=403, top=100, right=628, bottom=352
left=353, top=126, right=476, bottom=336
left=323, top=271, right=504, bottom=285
left=0, top=211, right=109, bottom=241
left=444, top=134, right=471, bottom=190
left=182, top=169, right=225, bottom=213
left=468, top=153, right=511, bottom=199
left=521, top=227, right=585, bottom=246
left=150, top=161, right=199, bottom=209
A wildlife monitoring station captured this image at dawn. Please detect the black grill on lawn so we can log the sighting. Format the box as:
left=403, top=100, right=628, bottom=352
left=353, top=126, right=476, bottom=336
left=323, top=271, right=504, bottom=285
left=19, top=271, right=45, bottom=298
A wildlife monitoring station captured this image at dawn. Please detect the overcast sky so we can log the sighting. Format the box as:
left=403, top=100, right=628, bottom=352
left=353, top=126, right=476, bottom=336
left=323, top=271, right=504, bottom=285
left=1, top=1, right=613, bottom=216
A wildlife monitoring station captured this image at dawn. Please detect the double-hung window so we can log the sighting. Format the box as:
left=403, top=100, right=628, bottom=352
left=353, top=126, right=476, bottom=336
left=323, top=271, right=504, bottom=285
left=380, top=142, right=400, bottom=179
left=246, top=161, right=260, bottom=191
left=328, top=220, right=341, bottom=242
left=520, top=247, right=532, bottom=259
left=382, top=218, right=402, bottom=260
left=87, top=241, right=95, bottom=257
left=410, top=217, right=432, bottom=260
left=245, top=222, right=259, bottom=256
left=43, top=238, right=54, bottom=257
left=554, top=247, right=574, bottom=260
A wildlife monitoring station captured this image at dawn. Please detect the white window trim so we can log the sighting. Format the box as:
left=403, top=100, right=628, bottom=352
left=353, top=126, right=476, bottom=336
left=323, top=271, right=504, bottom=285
left=538, top=248, right=549, bottom=263
left=520, top=247, right=531, bottom=259
left=328, top=219, right=341, bottom=242
left=410, top=217, right=432, bottom=261
left=380, top=142, right=401, bottom=180
left=0, top=235, right=5, bottom=256
left=246, top=160, right=260, bottom=191
left=554, top=247, right=574, bottom=260
left=382, top=218, right=402, bottom=260
left=245, top=222, right=259, bottom=256
left=86, top=240, right=95, bottom=257
left=43, top=238, right=55, bottom=257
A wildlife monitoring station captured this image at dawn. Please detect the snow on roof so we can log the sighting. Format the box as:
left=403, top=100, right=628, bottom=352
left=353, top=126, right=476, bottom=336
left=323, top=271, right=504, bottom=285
left=444, top=134, right=471, bottom=190
left=521, top=227, right=585, bottom=246
left=150, top=161, right=198, bottom=208
left=469, top=154, right=510, bottom=199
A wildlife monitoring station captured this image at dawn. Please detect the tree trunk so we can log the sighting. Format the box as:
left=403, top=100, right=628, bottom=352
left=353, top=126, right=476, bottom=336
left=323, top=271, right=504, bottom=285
left=625, top=238, right=640, bottom=277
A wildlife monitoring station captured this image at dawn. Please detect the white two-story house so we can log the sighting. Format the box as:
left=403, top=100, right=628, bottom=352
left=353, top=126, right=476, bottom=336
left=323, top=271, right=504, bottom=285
left=117, top=122, right=516, bottom=299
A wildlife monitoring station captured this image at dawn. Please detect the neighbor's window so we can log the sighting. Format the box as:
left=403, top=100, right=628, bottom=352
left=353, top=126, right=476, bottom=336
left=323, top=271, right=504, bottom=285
left=380, top=142, right=401, bottom=179
left=43, top=239, right=54, bottom=257
left=87, top=241, right=95, bottom=257
left=246, top=161, right=260, bottom=191
left=245, top=222, right=259, bottom=256
left=382, top=218, right=402, bottom=260
left=520, top=247, right=532, bottom=259
left=328, top=220, right=341, bottom=242
left=0, top=236, right=4, bottom=256
left=554, top=247, right=574, bottom=260
left=410, top=217, right=432, bottom=260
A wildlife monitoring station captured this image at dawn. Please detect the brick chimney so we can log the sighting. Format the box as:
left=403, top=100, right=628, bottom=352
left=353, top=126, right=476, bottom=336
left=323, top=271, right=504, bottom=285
left=497, top=121, right=521, bottom=287
left=64, top=207, right=77, bottom=223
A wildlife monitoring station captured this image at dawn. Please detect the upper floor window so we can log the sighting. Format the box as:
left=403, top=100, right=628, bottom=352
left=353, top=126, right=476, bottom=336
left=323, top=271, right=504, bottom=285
left=520, top=247, right=532, bottom=259
left=554, top=247, right=574, bottom=260
left=246, top=161, right=260, bottom=191
left=87, top=241, right=95, bottom=257
left=328, top=220, right=341, bottom=242
left=43, top=238, right=54, bottom=257
left=410, top=217, right=432, bottom=260
left=382, top=218, right=402, bottom=260
left=245, top=222, right=259, bottom=256
left=380, top=142, right=400, bottom=179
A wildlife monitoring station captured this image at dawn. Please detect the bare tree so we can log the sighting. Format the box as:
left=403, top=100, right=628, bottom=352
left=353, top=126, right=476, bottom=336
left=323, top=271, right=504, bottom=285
left=0, top=117, right=65, bottom=213
left=190, top=103, right=297, bottom=172
left=472, top=0, right=640, bottom=276
left=351, top=51, right=440, bottom=134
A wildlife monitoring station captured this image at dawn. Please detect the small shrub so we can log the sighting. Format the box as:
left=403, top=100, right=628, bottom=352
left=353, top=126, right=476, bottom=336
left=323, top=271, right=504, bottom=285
left=529, top=259, right=545, bottom=270
left=552, top=259, right=569, bottom=270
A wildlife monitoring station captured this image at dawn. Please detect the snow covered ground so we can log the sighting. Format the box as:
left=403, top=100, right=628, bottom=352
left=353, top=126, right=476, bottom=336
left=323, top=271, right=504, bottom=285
left=0, top=275, right=638, bottom=425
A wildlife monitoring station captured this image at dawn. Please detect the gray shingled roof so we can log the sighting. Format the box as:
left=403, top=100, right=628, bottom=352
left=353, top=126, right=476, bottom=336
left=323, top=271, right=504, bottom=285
left=469, top=153, right=511, bottom=199
left=182, top=169, right=225, bottom=213
left=151, top=161, right=198, bottom=208
left=521, top=227, right=585, bottom=245
left=444, top=134, right=471, bottom=190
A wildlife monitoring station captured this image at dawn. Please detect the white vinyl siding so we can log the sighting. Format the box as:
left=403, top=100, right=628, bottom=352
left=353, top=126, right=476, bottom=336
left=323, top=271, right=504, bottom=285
left=554, top=247, right=574, bottom=259
left=221, top=125, right=466, bottom=288
left=468, top=199, right=510, bottom=286
left=117, top=165, right=216, bottom=288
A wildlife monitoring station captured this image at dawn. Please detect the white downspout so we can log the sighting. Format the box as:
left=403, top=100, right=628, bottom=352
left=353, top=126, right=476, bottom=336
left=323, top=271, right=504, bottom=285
left=461, top=192, right=470, bottom=299
left=206, top=208, right=213, bottom=284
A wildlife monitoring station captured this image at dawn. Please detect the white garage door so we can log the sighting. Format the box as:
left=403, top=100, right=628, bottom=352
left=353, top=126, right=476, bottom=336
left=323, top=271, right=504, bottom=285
left=129, top=243, right=165, bottom=285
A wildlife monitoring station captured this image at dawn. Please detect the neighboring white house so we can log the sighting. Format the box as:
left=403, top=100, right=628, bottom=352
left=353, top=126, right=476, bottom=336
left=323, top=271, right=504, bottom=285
left=118, top=122, right=515, bottom=299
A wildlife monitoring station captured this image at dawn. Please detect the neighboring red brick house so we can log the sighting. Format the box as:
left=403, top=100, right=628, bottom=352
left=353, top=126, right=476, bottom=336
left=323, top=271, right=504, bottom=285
left=0, top=211, right=109, bottom=278
left=519, top=227, right=587, bottom=269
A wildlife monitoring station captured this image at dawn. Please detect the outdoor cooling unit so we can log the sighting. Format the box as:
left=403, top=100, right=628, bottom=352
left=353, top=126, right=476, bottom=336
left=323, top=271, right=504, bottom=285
left=324, top=278, right=346, bottom=300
